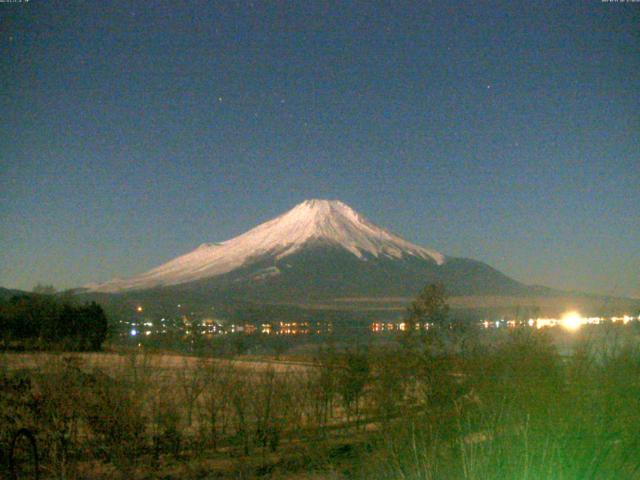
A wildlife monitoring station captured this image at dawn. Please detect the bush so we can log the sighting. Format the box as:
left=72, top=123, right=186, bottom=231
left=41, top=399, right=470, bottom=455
left=0, top=295, right=108, bottom=351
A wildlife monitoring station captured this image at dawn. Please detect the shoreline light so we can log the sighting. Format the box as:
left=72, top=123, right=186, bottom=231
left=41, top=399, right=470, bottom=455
left=561, top=311, right=582, bottom=331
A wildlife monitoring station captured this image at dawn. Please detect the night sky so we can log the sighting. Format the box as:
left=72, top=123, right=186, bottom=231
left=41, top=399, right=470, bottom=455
left=1, top=1, right=638, bottom=297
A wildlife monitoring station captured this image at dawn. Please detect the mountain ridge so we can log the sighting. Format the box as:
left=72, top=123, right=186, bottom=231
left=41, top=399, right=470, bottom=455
left=90, top=199, right=446, bottom=293
left=69, top=194, right=640, bottom=318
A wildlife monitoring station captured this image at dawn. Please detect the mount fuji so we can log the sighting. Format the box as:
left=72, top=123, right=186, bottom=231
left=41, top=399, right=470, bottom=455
left=88, top=199, right=529, bottom=300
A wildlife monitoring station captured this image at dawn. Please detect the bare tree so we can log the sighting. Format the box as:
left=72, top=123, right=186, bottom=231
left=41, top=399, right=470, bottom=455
left=404, top=283, right=450, bottom=342
left=309, top=345, right=338, bottom=436
left=230, top=373, right=251, bottom=455
left=176, top=358, right=207, bottom=427
left=369, top=348, right=406, bottom=423
left=250, top=367, right=296, bottom=456
left=336, top=348, right=370, bottom=426
left=198, top=361, right=234, bottom=450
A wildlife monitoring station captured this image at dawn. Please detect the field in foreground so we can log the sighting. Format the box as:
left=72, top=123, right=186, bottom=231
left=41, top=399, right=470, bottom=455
left=2, top=324, right=640, bottom=479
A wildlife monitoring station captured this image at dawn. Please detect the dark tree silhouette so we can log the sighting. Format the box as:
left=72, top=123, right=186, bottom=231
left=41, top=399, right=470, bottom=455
left=405, top=283, right=450, bottom=331
left=0, top=295, right=108, bottom=351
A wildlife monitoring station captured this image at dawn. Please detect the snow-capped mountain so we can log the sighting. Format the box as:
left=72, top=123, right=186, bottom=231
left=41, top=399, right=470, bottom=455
left=91, top=199, right=445, bottom=293
left=89, top=199, right=528, bottom=299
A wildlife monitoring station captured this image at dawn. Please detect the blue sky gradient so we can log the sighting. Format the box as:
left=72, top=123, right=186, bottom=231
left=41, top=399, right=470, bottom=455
left=1, top=1, right=638, bottom=297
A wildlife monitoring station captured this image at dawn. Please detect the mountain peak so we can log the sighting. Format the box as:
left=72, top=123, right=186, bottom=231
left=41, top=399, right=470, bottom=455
left=90, top=200, right=445, bottom=292
left=301, top=198, right=344, bottom=207
left=300, top=199, right=352, bottom=210
left=284, top=199, right=360, bottom=225
left=291, top=199, right=357, bottom=218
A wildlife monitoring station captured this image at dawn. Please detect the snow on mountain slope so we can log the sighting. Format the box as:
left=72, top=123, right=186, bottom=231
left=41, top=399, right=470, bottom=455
left=91, top=199, right=445, bottom=292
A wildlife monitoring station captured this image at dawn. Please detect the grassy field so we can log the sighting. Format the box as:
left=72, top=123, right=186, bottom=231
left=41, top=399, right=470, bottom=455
left=2, top=324, right=640, bottom=479
left=0, top=351, right=313, bottom=374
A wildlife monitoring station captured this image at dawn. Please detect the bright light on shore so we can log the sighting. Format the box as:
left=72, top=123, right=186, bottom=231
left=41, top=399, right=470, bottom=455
left=561, top=311, right=582, bottom=331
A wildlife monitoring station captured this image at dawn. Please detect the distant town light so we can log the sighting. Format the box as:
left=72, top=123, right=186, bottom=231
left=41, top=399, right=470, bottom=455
left=561, top=311, right=582, bottom=331
left=136, top=306, right=143, bottom=313
left=130, top=328, right=138, bottom=336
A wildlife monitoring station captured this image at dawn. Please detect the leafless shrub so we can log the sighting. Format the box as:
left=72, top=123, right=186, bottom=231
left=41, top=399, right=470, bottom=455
left=176, top=357, right=207, bottom=428
left=80, top=367, right=148, bottom=475
left=196, top=360, right=234, bottom=451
